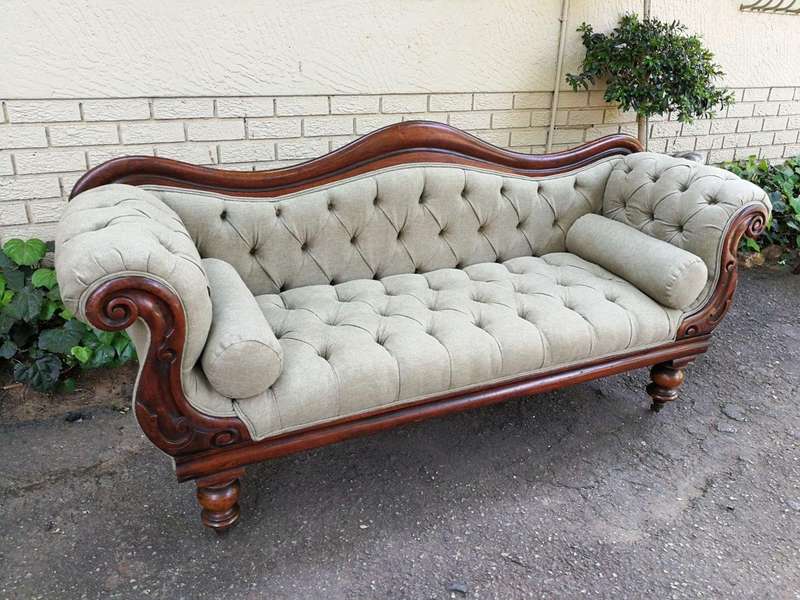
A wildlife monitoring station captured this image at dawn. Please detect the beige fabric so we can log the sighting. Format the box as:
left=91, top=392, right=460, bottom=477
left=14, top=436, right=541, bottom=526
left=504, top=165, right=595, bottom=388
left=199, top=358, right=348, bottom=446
left=55, top=155, right=770, bottom=442
left=603, top=153, right=771, bottom=307
left=148, top=160, right=619, bottom=295
left=55, top=184, right=235, bottom=418
left=234, top=253, right=681, bottom=439
left=566, top=213, right=708, bottom=310
left=201, top=258, right=283, bottom=398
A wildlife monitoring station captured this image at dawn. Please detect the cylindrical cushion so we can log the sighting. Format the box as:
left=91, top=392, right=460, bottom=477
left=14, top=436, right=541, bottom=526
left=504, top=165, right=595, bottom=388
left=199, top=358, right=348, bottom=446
left=201, top=258, right=283, bottom=398
left=566, top=213, right=708, bottom=310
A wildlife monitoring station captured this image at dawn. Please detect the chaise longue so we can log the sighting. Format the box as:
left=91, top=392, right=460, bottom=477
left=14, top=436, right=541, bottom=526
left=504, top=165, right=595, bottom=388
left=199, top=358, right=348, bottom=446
left=55, top=121, right=770, bottom=532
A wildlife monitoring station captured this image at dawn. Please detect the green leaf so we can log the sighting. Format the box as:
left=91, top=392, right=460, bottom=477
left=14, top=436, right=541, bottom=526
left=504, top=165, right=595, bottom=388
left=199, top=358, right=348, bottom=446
left=118, top=341, right=137, bottom=363
left=13, top=353, right=62, bottom=392
left=0, top=339, right=17, bottom=359
left=744, top=237, right=761, bottom=252
left=39, top=300, right=59, bottom=322
left=3, top=286, right=43, bottom=322
left=70, top=345, right=91, bottom=364
left=86, top=344, right=116, bottom=369
left=38, top=321, right=85, bottom=354
left=58, top=378, right=77, bottom=393
left=0, top=289, right=13, bottom=307
left=59, top=306, right=74, bottom=320
left=0, top=255, right=26, bottom=291
left=3, top=238, right=47, bottom=266
left=31, top=268, right=58, bottom=290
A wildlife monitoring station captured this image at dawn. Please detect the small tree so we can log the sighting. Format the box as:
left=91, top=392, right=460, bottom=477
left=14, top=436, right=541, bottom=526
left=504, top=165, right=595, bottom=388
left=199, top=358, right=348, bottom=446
left=566, top=14, right=734, bottom=146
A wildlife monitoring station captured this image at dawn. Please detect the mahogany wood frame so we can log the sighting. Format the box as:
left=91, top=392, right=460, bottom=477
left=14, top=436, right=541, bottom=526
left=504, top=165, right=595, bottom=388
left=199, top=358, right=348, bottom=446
left=72, top=121, right=767, bottom=532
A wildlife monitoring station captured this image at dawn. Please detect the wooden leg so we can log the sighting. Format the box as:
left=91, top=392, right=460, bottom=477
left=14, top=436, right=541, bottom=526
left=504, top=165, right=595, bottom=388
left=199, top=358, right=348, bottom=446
left=646, top=361, right=685, bottom=412
left=195, top=468, right=244, bottom=534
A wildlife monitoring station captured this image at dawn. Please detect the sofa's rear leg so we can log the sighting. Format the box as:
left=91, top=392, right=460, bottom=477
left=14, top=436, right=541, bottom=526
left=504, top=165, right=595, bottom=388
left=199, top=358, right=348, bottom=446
left=646, top=361, right=686, bottom=412
left=195, top=467, right=245, bottom=534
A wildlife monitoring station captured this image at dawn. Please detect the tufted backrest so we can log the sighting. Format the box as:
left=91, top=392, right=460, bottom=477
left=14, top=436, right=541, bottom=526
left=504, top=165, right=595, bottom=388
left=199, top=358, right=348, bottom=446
left=603, top=153, right=771, bottom=307
left=149, top=160, right=619, bottom=295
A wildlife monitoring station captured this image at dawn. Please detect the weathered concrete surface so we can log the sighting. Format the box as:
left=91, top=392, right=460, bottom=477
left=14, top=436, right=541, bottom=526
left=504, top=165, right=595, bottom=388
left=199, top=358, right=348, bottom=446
left=1, top=268, right=799, bottom=599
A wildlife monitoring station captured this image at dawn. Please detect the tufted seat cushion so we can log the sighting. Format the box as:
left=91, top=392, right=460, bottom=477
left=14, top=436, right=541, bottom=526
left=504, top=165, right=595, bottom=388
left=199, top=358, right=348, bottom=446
left=232, top=252, right=681, bottom=439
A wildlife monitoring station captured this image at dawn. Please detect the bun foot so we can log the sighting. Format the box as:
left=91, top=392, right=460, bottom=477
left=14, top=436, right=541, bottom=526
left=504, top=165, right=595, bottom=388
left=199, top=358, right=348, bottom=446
left=195, top=468, right=244, bottom=533
left=646, top=362, right=685, bottom=412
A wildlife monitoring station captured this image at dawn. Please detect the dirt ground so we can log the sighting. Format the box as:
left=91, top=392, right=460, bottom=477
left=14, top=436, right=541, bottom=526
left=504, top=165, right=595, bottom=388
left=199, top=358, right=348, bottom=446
left=0, top=267, right=798, bottom=599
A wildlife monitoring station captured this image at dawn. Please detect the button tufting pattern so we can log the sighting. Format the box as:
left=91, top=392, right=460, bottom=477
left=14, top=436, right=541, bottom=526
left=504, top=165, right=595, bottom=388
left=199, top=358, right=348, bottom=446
left=149, top=162, right=617, bottom=296
left=234, top=252, right=681, bottom=439
left=603, top=153, right=771, bottom=309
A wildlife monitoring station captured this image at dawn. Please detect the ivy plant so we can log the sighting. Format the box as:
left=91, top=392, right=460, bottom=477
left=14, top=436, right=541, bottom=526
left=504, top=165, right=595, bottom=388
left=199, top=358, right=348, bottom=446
left=566, top=14, right=734, bottom=141
left=0, top=238, right=136, bottom=392
left=723, top=155, right=800, bottom=269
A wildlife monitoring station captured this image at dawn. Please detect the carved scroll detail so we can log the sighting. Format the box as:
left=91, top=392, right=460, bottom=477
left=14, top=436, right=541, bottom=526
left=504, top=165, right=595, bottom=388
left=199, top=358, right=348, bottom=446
left=677, top=204, right=769, bottom=339
left=84, top=277, right=251, bottom=457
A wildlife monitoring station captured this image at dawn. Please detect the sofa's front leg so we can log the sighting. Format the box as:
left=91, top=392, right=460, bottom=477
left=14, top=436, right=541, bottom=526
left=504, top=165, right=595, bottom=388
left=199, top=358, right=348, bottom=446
left=195, top=467, right=245, bottom=534
left=646, top=361, right=686, bottom=412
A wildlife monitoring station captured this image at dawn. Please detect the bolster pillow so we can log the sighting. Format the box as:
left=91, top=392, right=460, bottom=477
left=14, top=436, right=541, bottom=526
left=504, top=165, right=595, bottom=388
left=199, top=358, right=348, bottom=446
left=201, top=258, right=283, bottom=398
left=566, top=214, right=708, bottom=310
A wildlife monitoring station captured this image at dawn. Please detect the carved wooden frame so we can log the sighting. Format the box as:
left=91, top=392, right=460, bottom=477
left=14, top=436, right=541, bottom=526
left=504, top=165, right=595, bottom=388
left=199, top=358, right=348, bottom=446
left=73, top=121, right=767, bottom=531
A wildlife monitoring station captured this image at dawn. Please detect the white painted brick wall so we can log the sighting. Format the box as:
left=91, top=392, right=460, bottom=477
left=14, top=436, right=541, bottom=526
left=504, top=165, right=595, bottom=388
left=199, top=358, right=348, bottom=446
left=216, top=97, right=275, bottom=118
left=1, top=87, right=799, bottom=240
left=82, top=99, right=151, bottom=121
left=6, top=100, right=81, bottom=123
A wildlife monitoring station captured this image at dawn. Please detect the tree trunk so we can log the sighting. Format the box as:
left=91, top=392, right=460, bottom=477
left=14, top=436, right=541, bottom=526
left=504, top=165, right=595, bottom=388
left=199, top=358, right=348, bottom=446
left=637, top=114, right=648, bottom=149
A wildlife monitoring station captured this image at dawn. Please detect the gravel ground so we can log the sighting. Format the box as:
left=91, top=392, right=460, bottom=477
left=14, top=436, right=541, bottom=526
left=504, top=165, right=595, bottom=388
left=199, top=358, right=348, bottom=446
left=1, top=267, right=798, bottom=599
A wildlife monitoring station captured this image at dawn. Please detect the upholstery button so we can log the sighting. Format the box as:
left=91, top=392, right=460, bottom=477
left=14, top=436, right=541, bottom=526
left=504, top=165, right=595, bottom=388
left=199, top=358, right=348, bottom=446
left=516, top=221, right=524, bottom=229
left=373, top=197, right=379, bottom=206
left=220, top=210, right=227, bottom=220
left=478, top=224, right=485, bottom=233
left=275, top=207, right=282, bottom=217
left=300, top=242, right=308, bottom=251
left=328, top=202, right=334, bottom=211
left=495, top=257, right=502, bottom=263
left=396, top=230, right=403, bottom=240
left=707, top=197, right=718, bottom=205
left=439, top=228, right=446, bottom=237
left=249, top=246, right=258, bottom=255
left=350, top=235, right=357, bottom=244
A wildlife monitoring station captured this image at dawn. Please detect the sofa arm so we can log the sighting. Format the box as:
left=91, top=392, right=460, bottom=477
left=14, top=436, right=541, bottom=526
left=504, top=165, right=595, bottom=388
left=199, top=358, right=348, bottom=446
left=201, top=258, right=283, bottom=398
left=55, top=184, right=212, bottom=369
left=602, top=153, right=772, bottom=308
left=55, top=184, right=252, bottom=456
left=566, top=214, right=708, bottom=310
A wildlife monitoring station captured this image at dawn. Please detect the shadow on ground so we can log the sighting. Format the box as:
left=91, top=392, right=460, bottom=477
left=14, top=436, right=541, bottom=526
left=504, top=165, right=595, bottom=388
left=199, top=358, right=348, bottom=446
left=1, top=268, right=799, bottom=599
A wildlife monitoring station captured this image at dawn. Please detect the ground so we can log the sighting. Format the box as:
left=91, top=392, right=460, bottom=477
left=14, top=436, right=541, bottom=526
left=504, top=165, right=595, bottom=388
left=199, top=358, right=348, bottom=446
left=1, top=268, right=798, bottom=600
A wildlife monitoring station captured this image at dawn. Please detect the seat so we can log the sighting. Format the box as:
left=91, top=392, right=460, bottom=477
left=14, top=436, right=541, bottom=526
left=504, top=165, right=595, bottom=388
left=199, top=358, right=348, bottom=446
left=233, top=252, right=681, bottom=438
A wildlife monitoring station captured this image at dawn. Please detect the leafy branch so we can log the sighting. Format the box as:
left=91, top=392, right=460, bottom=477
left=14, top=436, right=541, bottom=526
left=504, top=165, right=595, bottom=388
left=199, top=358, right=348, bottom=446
left=0, top=238, right=136, bottom=392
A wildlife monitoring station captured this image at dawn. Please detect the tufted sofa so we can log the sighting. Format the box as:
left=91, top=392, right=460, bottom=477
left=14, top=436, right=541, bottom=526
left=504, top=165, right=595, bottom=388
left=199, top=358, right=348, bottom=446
left=55, top=122, right=769, bottom=533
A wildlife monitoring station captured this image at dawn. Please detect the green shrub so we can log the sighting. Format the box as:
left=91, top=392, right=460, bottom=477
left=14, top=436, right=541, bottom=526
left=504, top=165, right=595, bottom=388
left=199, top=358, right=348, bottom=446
left=722, top=155, right=800, bottom=262
left=0, top=238, right=136, bottom=392
left=567, top=14, right=733, bottom=131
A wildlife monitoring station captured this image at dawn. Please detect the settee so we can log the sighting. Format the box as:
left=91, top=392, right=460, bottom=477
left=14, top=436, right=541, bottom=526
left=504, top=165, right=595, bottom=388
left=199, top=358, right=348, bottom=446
left=55, top=121, right=770, bottom=532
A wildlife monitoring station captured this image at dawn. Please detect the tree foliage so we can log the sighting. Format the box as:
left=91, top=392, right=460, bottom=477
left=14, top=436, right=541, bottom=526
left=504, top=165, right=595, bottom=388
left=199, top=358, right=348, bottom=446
left=566, top=14, right=734, bottom=123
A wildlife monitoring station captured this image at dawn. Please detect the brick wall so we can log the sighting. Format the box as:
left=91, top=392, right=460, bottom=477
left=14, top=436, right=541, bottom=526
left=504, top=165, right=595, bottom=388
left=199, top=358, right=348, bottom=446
left=1, top=87, right=799, bottom=241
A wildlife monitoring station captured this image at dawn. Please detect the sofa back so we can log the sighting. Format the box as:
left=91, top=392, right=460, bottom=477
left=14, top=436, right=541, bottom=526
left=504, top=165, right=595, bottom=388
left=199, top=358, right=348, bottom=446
left=148, top=159, right=619, bottom=295
left=602, top=153, right=768, bottom=307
